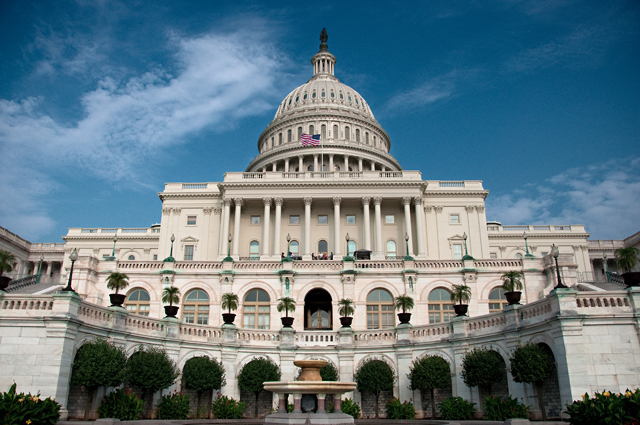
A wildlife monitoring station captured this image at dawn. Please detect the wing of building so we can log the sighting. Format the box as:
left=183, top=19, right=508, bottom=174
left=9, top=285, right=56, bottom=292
left=1, top=31, right=640, bottom=421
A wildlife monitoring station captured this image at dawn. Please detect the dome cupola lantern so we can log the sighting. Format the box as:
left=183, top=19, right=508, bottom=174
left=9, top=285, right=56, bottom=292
left=312, top=28, right=336, bottom=77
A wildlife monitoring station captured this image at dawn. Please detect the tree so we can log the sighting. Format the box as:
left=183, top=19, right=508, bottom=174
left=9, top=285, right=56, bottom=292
left=393, top=294, right=414, bottom=313
left=500, top=271, right=524, bottom=292
left=408, top=355, right=451, bottom=419
left=277, top=297, right=296, bottom=317
left=162, top=286, right=180, bottom=306
left=182, top=356, right=226, bottom=416
left=0, top=249, right=16, bottom=277
left=237, top=357, right=281, bottom=418
left=320, top=362, right=339, bottom=382
left=221, top=292, right=239, bottom=314
left=338, top=298, right=355, bottom=317
left=106, top=272, right=129, bottom=294
left=69, top=339, right=127, bottom=420
left=615, top=247, right=640, bottom=273
left=509, top=343, right=553, bottom=420
left=461, top=347, right=503, bottom=395
left=125, top=345, right=179, bottom=418
left=354, top=359, right=395, bottom=418
left=450, top=284, right=472, bottom=305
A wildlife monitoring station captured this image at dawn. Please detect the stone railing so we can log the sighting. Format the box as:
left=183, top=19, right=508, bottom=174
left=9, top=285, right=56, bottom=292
left=293, top=261, right=342, bottom=270
left=1, top=295, right=55, bottom=312
left=237, top=329, right=281, bottom=344
left=77, top=301, right=115, bottom=325
left=126, top=314, right=166, bottom=333
left=119, top=261, right=164, bottom=270
left=414, top=260, right=463, bottom=269
left=225, top=170, right=423, bottom=182
left=175, top=262, right=223, bottom=270
left=575, top=292, right=631, bottom=311
left=295, top=331, right=338, bottom=346
left=354, top=260, right=403, bottom=269
left=180, top=323, right=222, bottom=340
left=466, top=312, right=508, bottom=332
left=487, top=224, right=587, bottom=234
left=411, top=322, right=453, bottom=340
left=353, top=328, right=397, bottom=344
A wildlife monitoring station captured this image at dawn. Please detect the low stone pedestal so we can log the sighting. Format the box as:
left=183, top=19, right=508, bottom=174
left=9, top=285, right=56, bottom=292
left=264, top=412, right=354, bottom=425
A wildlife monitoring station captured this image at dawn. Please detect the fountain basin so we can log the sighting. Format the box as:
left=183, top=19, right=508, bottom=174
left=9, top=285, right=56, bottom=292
left=293, top=360, right=330, bottom=381
left=263, top=381, right=356, bottom=395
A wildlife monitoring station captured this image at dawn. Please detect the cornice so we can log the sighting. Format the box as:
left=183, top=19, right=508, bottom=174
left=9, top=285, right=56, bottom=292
left=63, top=236, right=160, bottom=242
left=423, top=190, right=489, bottom=199
left=488, top=233, right=589, bottom=239
left=218, top=181, right=426, bottom=190
left=158, top=193, right=222, bottom=201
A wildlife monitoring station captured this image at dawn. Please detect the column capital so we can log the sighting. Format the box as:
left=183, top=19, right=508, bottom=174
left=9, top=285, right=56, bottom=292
left=313, top=153, right=319, bottom=158
left=162, top=207, right=172, bottom=215
left=172, top=207, right=181, bottom=215
left=303, top=197, right=313, bottom=206
left=263, top=197, right=272, bottom=207
left=274, top=197, right=284, bottom=207
left=424, top=205, right=433, bottom=213
left=402, top=196, right=412, bottom=206
left=434, top=205, right=443, bottom=213
left=413, top=196, right=423, bottom=206
left=465, top=206, right=475, bottom=213
left=298, top=155, right=304, bottom=159
left=361, top=196, right=371, bottom=206
left=329, top=153, right=334, bottom=158
left=223, top=198, right=233, bottom=207
left=475, top=205, right=485, bottom=213
left=203, top=207, right=214, bottom=215
left=213, top=207, right=222, bottom=215
left=233, top=197, right=243, bottom=207
left=333, top=196, right=342, bottom=206
left=373, top=196, right=382, bottom=206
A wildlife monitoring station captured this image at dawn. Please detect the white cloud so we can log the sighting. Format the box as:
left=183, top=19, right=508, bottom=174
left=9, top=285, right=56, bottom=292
left=0, top=27, right=291, bottom=240
left=383, top=72, right=457, bottom=115
left=487, top=159, right=640, bottom=240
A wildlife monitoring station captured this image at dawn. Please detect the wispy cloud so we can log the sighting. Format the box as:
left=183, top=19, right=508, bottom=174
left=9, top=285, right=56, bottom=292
left=383, top=71, right=459, bottom=115
left=0, top=25, right=292, bottom=240
left=487, top=159, right=640, bottom=239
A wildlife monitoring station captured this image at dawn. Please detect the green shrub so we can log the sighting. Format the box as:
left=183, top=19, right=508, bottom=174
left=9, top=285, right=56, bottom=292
left=0, top=383, right=61, bottom=425
left=437, top=396, right=476, bottom=420
left=212, top=394, right=245, bottom=419
left=156, top=391, right=190, bottom=419
left=483, top=395, right=528, bottom=421
left=565, top=389, right=640, bottom=425
left=385, top=397, right=415, bottom=420
left=320, top=362, right=339, bottom=381
left=327, top=398, right=361, bottom=419
left=354, top=359, right=395, bottom=418
left=97, top=388, right=143, bottom=420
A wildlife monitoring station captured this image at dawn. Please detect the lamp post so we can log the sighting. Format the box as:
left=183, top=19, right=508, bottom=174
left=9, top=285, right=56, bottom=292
left=551, top=244, right=567, bottom=289
left=223, top=234, right=234, bottom=262
left=462, top=232, right=473, bottom=260
left=403, top=233, right=414, bottom=261
left=110, top=234, right=118, bottom=259
left=603, top=252, right=609, bottom=282
left=164, top=234, right=176, bottom=262
left=523, top=232, right=534, bottom=258
left=282, top=234, right=293, bottom=262
left=344, top=233, right=354, bottom=261
left=37, top=254, right=44, bottom=284
left=62, top=248, right=78, bottom=293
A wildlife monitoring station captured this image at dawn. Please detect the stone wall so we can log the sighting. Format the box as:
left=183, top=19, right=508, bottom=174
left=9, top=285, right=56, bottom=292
left=360, top=390, right=392, bottom=418
left=240, top=390, right=274, bottom=418
left=422, top=387, right=452, bottom=418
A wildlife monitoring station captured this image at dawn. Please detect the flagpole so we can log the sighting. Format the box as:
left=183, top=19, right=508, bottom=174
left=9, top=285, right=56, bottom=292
left=321, top=134, right=324, bottom=173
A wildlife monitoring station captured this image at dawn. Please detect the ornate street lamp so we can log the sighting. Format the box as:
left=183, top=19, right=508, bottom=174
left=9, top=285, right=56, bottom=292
left=403, top=233, right=414, bottom=261
left=223, top=234, right=234, bottom=262
left=462, top=232, right=474, bottom=260
left=62, top=248, right=78, bottom=293
left=282, top=234, right=293, bottom=262
left=523, top=232, right=534, bottom=258
left=37, top=254, right=44, bottom=284
left=163, top=234, right=176, bottom=262
left=344, top=233, right=354, bottom=261
left=603, top=252, right=609, bottom=282
left=111, top=234, right=118, bottom=257
left=551, top=244, right=567, bottom=289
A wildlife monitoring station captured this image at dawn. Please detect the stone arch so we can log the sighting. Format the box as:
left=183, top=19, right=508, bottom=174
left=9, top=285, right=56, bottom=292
left=420, top=280, right=457, bottom=301
left=467, top=345, right=510, bottom=401
left=236, top=354, right=281, bottom=419
left=178, top=281, right=216, bottom=302
left=126, top=281, right=157, bottom=301
left=536, top=342, right=562, bottom=418
left=355, top=354, right=398, bottom=419
left=119, top=250, right=140, bottom=261
left=297, top=280, right=340, bottom=304
left=480, top=279, right=505, bottom=300
left=177, top=350, right=223, bottom=371
left=357, top=280, right=400, bottom=303
left=235, top=354, right=281, bottom=379
left=355, top=353, right=398, bottom=379
left=237, top=281, right=278, bottom=306
left=412, top=350, right=454, bottom=418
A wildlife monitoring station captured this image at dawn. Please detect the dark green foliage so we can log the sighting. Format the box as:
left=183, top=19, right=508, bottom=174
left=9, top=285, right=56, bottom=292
left=97, top=388, right=143, bottom=420
left=393, top=294, right=414, bottom=313
left=460, top=347, right=503, bottom=391
left=0, top=383, right=61, bottom=425
left=385, top=397, right=415, bottom=419
left=0, top=250, right=16, bottom=276
left=156, top=391, right=190, bottom=420
left=408, top=355, right=450, bottom=418
left=483, top=395, right=529, bottom=421
left=126, top=345, right=179, bottom=395
left=211, top=395, right=245, bottom=419
left=182, top=356, right=226, bottom=414
left=437, top=396, right=476, bottom=420
left=615, top=247, right=640, bottom=272
left=327, top=398, right=361, bottom=419
left=237, top=357, right=281, bottom=418
left=354, top=359, right=395, bottom=418
left=320, top=362, right=339, bottom=381
left=70, top=339, right=127, bottom=389
left=106, top=272, right=129, bottom=294
left=509, top=343, right=552, bottom=385
left=565, top=389, right=640, bottom=425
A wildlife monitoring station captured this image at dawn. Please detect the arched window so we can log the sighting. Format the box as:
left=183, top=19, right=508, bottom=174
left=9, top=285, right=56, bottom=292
left=373, top=136, right=377, bottom=147
left=279, top=133, right=282, bottom=145
left=298, top=127, right=303, bottom=140
left=250, top=241, right=260, bottom=260
left=355, top=129, right=360, bottom=142
left=183, top=289, right=210, bottom=325
left=243, top=289, right=270, bottom=329
left=287, top=129, right=292, bottom=143
left=386, top=240, right=397, bottom=259
left=489, top=287, right=508, bottom=312
left=289, top=241, right=299, bottom=257
left=321, top=124, right=326, bottom=139
left=365, top=132, right=369, bottom=144
left=428, top=288, right=454, bottom=323
left=347, top=240, right=356, bottom=256
left=309, top=125, right=315, bottom=135
left=366, top=289, right=394, bottom=329
left=128, top=255, right=135, bottom=260
left=318, top=240, right=328, bottom=256
left=333, top=125, right=338, bottom=139
left=305, top=289, right=332, bottom=329
left=307, top=165, right=314, bottom=171
left=125, top=288, right=150, bottom=316
left=345, top=126, right=350, bottom=141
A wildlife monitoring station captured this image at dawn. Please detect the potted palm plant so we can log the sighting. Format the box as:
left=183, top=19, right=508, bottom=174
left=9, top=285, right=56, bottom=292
left=277, top=297, right=296, bottom=327
left=338, top=298, right=355, bottom=327
left=162, top=285, right=181, bottom=318
left=501, top=271, right=524, bottom=304
left=394, top=294, right=414, bottom=324
left=615, top=247, right=640, bottom=287
left=106, top=272, right=129, bottom=307
left=451, top=283, right=472, bottom=316
left=0, top=250, right=16, bottom=291
left=221, top=292, right=239, bottom=325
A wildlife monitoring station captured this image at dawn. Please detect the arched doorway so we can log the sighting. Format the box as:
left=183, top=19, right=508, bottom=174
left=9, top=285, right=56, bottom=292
left=304, top=289, right=332, bottom=330
left=538, top=343, right=562, bottom=419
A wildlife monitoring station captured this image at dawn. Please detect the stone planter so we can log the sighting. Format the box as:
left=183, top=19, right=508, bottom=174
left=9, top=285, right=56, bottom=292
left=622, top=272, right=640, bottom=287
left=0, top=276, right=11, bottom=291
left=281, top=316, right=294, bottom=328
left=339, top=316, right=353, bottom=327
left=505, top=291, right=522, bottom=305
left=109, top=294, right=126, bottom=307
left=164, top=305, right=179, bottom=318
left=453, top=304, right=468, bottom=317
left=397, top=312, right=411, bottom=324
left=222, top=313, right=236, bottom=325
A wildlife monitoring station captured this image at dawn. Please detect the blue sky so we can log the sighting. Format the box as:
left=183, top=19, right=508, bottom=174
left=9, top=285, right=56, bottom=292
left=0, top=0, right=639, bottom=242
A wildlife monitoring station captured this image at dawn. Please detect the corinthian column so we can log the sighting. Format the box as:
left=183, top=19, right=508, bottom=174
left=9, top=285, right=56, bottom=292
left=373, top=197, right=383, bottom=259
left=333, top=197, right=342, bottom=257
left=362, top=197, right=372, bottom=251
left=221, top=198, right=232, bottom=258
left=273, top=198, right=283, bottom=257
left=303, top=197, right=312, bottom=260
left=232, top=198, right=242, bottom=257
left=261, top=197, right=272, bottom=258
left=414, top=197, right=426, bottom=258
left=402, top=196, right=414, bottom=257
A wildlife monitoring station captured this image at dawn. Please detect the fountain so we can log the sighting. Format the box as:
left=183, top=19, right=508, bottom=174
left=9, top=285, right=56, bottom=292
left=263, top=359, right=356, bottom=424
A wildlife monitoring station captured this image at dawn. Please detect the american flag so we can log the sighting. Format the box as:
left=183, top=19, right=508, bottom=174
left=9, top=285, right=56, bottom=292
left=300, top=133, right=320, bottom=146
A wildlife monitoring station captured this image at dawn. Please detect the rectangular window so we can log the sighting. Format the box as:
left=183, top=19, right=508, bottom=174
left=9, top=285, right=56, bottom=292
left=385, top=215, right=395, bottom=224
left=187, top=216, right=197, bottom=225
left=453, top=244, right=463, bottom=260
left=346, top=214, right=356, bottom=224
left=541, top=252, right=548, bottom=256
left=102, top=254, right=109, bottom=259
left=450, top=214, right=460, bottom=224
left=197, top=305, right=209, bottom=325
left=290, top=215, right=300, bottom=225
left=153, top=254, right=158, bottom=260
left=318, top=215, right=328, bottom=224
left=251, top=215, right=261, bottom=225
left=184, top=245, right=194, bottom=261
left=490, top=253, right=497, bottom=259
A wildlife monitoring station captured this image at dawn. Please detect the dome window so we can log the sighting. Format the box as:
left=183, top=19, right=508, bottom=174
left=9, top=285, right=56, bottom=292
left=330, top=91, right=335, bottom=98
left=348, top=95, right=352, bottom=102
left=288, top=98, right=292, bottom=105
left=296, top=96, right=299, bottom=102
left=303, top=93, right=308, bottom=100
left=312, top=92, right=316, bottom=99
left=339, top=93, right=344, bottom=100
left=321, top=91, right=325, bottom=98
